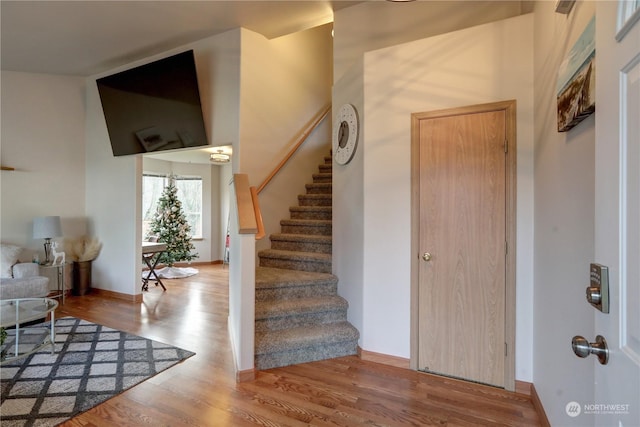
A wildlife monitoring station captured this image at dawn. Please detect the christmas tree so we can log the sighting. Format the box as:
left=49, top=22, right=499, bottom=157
left=150, top=176, right=198, bottom=267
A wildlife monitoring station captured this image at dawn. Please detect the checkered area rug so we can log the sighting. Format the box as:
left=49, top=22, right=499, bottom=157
left=0, top=317, right=195, bottom=426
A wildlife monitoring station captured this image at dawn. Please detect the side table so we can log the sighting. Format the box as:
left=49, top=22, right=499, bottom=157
left=39, top=262, right=69, bottom=304
left=142, top=242, right=167, bottom=292
left=0, top=298, right=58, bottom=364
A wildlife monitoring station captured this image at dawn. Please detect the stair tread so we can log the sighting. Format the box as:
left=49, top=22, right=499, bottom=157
left=306, top=183, right=331, bottom=191
left=255, top=267, right=337, bottom=288
left=258, top=249, right=331, bottom=262
left=270, top=233, right=331, bottom=243
left=299, top=194, right=331, bottom=198
left=256, top=295, right=347, bottom=318
left=255, top=321, right=359, bottom=354
left=290, top=206, right=332, bottom=211
left=280, top=219, right=332, bottom=225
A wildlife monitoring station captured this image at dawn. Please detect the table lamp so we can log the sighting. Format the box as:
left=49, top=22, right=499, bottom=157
left=33, top=216, right=62, bottom=265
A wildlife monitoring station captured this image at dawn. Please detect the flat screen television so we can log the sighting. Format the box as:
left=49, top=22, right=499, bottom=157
left=97, top=50, right=209, bottom=157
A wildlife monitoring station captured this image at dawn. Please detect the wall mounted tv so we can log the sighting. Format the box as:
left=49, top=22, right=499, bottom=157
left=97, top=50, right=209, bottom=157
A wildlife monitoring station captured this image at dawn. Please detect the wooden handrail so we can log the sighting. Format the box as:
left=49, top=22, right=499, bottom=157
left=233, top=174, right=257, bottom=234
left=250, top=186, right=266, bottom=240
left=256, top=104, right=331, bottom=194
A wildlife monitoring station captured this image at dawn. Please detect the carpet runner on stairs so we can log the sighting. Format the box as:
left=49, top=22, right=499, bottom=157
left=255, top=153, right=359, bottom=370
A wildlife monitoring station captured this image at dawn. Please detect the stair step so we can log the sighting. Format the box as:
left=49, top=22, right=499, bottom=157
left=298, top=194, right=331, bottom=207
left=312, top=173, right=332, bottom=183
left=253, top=150, right=359, bottom=371
left=318, top=164, right=332, bottom=173
left=289, top=206, right=332, bottom=220
left=281, top=219, right=331, bottom=236
left=255, top=267, right=338, bottom=301
left=255, top=322, right=359, bottom=370
left=305, top=182, right=331, bottom=194
left=258, top=249, right=331, bottom=273
left=255, top=296, right=348, bottom=331
left=270, top=233, right=331, bottom=254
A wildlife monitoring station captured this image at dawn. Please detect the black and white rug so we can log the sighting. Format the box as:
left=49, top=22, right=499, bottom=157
left=0, top=317, right=195, bottom=426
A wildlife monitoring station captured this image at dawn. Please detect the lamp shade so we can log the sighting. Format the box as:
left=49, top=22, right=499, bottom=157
left=33, top=216, right=62, bottom=239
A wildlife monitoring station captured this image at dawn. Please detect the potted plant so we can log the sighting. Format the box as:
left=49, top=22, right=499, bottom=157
left=65, top=236, right=102, bottom=296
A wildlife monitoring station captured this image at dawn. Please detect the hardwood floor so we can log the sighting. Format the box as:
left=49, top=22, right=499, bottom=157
left=55, top=264, right=541, bottom=426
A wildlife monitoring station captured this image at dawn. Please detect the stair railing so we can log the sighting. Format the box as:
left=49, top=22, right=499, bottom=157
left=256, top=104, right=331, bottom=195
left=232, top=173, right=258, bottom=235
left=250, top=104, right=332, bottom=240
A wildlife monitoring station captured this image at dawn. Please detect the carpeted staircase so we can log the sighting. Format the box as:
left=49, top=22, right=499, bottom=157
left=255, top=153, right=360, bottom=370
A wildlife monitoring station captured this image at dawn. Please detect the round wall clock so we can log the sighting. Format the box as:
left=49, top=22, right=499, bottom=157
left=333, top=103, right=359, bottom=165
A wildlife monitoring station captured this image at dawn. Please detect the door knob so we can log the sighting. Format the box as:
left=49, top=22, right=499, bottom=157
left=571, top=335, right=609, bottom=365
left=422, top=252, right=432, bottom=262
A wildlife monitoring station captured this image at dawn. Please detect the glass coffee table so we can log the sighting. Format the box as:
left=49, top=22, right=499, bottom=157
left=0, top=298, right=58, bottom=365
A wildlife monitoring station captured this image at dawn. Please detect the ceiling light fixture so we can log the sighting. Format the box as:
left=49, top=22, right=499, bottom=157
left=210, top=150, right=230, bottom=163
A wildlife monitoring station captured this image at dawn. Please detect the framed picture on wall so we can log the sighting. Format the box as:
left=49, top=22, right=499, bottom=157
left=556, top=16, right=596, bottom=132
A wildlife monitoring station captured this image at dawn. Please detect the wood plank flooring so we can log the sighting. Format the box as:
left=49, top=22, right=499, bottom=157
left=55, top=264, right=541, bottom=426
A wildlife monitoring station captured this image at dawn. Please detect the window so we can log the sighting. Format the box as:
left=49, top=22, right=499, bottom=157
left=142, top=174, right=203, bottom=239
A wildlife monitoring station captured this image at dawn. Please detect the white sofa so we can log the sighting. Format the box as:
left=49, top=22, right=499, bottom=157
left=0, top=244, right=50, bottom=300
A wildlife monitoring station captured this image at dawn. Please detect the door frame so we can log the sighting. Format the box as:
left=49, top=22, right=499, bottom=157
left=409, top=100, right=517, bottom=391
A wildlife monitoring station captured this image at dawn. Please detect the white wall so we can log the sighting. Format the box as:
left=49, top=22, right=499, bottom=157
left=85, top=83, right=141, bottom=295
left=0, top=72, right=87, bottom=258
left=533, top=2, right=596, bottom=425
left=332, top=60, right=365, bottom=343
left=219, top=163, right=232, bottom=259
left=85, top=29, right=241, bottom=296
left=228, top=179, right=255, bottom=372
left=354, top=14, right=535, bottom=382
left=238, top=25, right=333, bottom=255
left=333, top=1, right=527, bottom=80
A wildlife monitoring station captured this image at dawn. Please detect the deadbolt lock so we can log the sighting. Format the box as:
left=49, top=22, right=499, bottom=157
left=587, top=263, right=609, bottom=313
left=422, top=252, right=432, bottom=262
left=586, top=286, right=601, bottom=305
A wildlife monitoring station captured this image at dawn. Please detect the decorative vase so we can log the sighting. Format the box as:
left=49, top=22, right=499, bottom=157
left=72, top=260, right=92, bottom=296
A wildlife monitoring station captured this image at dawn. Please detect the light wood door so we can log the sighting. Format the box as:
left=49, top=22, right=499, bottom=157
left=412, top=101, right=516, bottom=389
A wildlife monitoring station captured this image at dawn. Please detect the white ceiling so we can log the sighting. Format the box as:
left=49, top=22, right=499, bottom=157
left=1, top=1, right=531, bottom=164
left=1, top=1, right=357, bottom=164
left=0, top=1, right=357, bottom=76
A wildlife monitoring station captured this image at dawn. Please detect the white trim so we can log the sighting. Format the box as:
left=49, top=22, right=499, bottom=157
left=616, top=1, right=640, bottom=41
